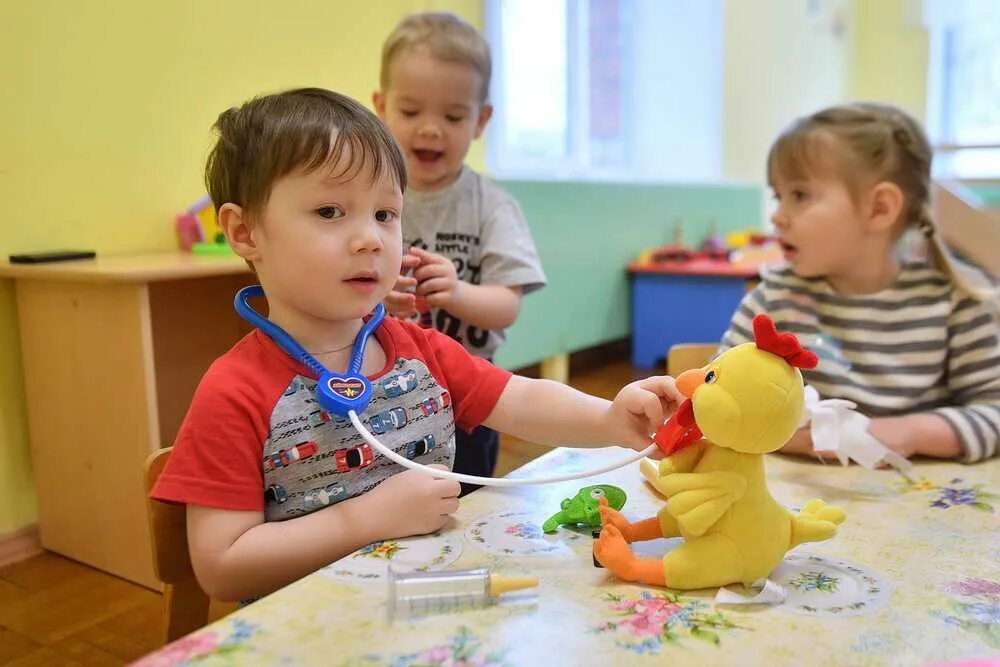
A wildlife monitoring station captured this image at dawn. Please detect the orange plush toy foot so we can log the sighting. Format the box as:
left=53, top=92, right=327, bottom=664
left=598, top=498, right=666, bottom=544
left=594, top=525, right=666, bottom=586
left=598, top=501, right=635, bottom=542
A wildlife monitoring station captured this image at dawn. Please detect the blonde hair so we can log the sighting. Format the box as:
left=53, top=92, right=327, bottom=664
left=768, top=102, right=997, bottom=307
left=380, top=12, right=491, bottom=103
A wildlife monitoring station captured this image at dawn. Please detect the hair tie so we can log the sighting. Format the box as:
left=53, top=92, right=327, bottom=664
left=918, top=217, right=935, bottom=237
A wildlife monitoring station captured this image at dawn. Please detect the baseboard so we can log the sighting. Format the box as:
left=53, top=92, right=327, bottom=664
left=567, top=338, right=631, bottom=374
left=0, top=524, right=42, bottom=568
left=513, top=337, right=631, bottom=378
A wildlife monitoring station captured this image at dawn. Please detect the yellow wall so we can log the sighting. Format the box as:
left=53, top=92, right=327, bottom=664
left=0, top=0, right=480, bottom=536
left=0, top=282, right=34, bottom=534
left=850, top=0, right=928, bottom=121
left=722, top=0, right=929, bottom=184
left=723, top=0, right=855, bottom=182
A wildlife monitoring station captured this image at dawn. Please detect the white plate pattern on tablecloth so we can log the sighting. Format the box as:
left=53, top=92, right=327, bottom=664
left=772, top=553, right=890, bottom=616
left=322, top=532, right=463, bottom=581
left=466, top=510, right=578, bottom=556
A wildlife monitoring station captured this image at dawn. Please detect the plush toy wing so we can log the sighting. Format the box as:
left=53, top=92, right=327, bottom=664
left=661, top=471, right=748, bottom=536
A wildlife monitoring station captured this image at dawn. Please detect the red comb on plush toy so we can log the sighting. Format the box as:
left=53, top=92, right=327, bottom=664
left=752, top=315, right=819, bottom=370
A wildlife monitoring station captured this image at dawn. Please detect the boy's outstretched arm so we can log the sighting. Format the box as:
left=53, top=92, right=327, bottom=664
left=482, top=375, right=684, bottom=451
left=187, top=467, right=459, bottom=601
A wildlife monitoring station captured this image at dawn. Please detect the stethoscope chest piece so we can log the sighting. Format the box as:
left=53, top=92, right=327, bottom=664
left=318, top=372, right=373, bottom=417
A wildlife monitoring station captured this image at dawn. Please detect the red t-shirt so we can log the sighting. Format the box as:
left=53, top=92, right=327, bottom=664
left=151, top=317, right=511, bottom=520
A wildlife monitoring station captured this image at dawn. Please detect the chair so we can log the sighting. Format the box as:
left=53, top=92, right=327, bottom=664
left=667, top=343, right=717, bottom=376
left=144, top=447, right=210, bottom=643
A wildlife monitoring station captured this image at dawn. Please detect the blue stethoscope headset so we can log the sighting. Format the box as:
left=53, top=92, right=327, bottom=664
left=235, top=285, right=657, bottom=487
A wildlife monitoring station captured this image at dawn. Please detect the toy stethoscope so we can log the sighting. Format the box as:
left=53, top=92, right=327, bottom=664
left=235, top=285, right=664, bottom=487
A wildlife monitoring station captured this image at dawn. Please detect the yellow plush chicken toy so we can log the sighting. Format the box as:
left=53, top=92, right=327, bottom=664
left=595, top=315, right=846, bottom=589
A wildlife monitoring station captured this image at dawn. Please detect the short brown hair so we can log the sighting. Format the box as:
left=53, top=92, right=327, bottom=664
left=380, top=12, right=491, bottom=103
left=205, top=88, right=406, bottom=220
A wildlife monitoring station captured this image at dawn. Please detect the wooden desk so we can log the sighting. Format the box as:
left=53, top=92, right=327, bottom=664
left=0, top=252, right=252, bottom=587
left=629, top=259, right=759, bottom=368
left=135, top=449, right=999, bottom=665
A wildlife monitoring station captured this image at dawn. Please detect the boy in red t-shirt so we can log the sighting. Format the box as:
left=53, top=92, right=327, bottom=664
left=152, top=88, right=681, bottom=602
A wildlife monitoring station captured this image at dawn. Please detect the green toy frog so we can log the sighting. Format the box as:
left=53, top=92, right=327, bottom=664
left=542, top=484, right=627, bottom=533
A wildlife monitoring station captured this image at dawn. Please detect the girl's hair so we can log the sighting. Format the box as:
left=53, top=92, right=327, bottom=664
left=205, top=88, right=407, bottom=221
left=380, top=12, right=491, bottom=103
left=768, top=102, right=996, bottom=306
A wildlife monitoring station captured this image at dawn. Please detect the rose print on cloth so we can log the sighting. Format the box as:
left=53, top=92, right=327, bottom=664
left=932, top=578, right=1000, bottom=649
left=592, top=590, right=746, bottom=654
left=351, top=627, right=508, bottom=667
left=132, top=619, right=260, bottom=667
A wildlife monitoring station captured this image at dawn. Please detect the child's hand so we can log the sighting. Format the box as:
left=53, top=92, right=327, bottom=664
left=367, top=465, right=461, bottom=538
left=411, top=247, right=460, bottom=308
left=385, top=253, right=421, bottom=317
left=608, top=376, right=686, bottom=450
left=385, top=289, right=416, bottom=317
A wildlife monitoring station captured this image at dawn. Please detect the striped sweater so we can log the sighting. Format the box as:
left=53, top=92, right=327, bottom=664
left=720, top=262, right=1000, bottom=462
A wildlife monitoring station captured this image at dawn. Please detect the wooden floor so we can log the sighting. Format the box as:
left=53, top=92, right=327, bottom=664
left=0, top=356, right=647, bottom=666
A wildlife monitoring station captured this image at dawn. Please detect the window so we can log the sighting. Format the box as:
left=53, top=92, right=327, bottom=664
left=486, top=0, right=723, bottom=181
left=926, top=0, right=1000, bottom=177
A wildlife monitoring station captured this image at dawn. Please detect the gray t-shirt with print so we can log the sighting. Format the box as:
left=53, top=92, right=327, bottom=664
left=402, top=167, right=546, bottom=359
left=262, top=357, right=456, bottom=522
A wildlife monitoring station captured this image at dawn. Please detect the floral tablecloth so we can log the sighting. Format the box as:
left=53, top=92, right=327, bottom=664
left=134, top=449, right=1000, bottom=666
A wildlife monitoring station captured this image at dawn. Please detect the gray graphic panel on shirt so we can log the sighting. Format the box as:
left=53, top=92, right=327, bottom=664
left=261, top=357, right=456, bottom=521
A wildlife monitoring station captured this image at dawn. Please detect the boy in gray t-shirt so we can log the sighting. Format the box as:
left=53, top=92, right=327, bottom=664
left=375, top=12, right=546, bottom=491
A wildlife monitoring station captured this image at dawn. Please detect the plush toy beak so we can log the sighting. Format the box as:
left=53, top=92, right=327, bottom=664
left=676, top=368, right=706, bottom=398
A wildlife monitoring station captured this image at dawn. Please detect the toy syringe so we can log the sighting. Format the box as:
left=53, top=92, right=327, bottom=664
left=387, top=566, right=538, bottom=620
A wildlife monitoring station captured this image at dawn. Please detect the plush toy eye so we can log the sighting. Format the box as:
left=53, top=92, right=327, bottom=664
left=705, top=369, right=718, bottom=384
left=590, top=488, right=606, bottom=499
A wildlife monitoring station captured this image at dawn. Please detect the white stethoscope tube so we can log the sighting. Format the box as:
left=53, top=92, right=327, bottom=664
left=349, top=411, right=657, bottom=486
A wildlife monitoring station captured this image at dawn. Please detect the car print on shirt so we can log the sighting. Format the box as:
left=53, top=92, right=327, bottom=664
left=405, top=434, right=436, bottom=459
left=368, top=407, right=408, bottom=435
left=380, top=369, right=418, bottom=398
left=262, top=441, right=319, bottom=473
left=419, top=391, right=452, bottom=417
left=265, top=484, right=288, bottom=504
left=308, top=409, right=331, bottom=428
left=302, top=482, right=348, bottom=509
left=334, top=444, right=374, bottom=472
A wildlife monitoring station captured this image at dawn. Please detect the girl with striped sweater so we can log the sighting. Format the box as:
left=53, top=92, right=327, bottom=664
left=722, top=103, right=999, bottom=463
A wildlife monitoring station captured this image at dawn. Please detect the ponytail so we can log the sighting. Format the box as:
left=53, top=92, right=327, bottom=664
left=918, top=207, right=1000, bottom=311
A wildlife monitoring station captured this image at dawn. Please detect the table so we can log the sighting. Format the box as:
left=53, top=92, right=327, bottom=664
left=134, top=448, right=1000, bottom=666
left=0, top=252, right=252, bottom=587
left=629, top=259, right=758, bottom=368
